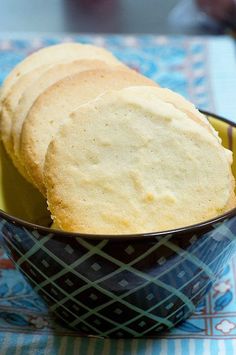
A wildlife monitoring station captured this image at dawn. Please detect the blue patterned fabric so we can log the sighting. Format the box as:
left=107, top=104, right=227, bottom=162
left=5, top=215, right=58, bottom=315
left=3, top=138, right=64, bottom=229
left=0, top=34, right=236, bottom=354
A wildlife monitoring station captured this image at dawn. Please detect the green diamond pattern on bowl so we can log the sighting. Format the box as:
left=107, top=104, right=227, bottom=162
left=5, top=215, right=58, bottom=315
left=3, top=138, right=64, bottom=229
left=1, top=215, right=236, bottom=337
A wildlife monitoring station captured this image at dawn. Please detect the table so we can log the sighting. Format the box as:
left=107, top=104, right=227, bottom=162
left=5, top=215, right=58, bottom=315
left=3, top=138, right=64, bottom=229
left=0, top=33, right=236, bottom=355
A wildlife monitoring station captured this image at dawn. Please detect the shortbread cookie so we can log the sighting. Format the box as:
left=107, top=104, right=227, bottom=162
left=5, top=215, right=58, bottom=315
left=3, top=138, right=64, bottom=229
left=1, top=54, right=120, bottom=159
left=0, top=42, right=122, bottom=179
left=45, top=86, right=235, bottom=234
left=21, top=68, right=156, bottom=194
left=10, top=60, right=119, bottom=180
left=0, top=42, right=121, bottom=103
left=1, top=64, right=53, bottom=158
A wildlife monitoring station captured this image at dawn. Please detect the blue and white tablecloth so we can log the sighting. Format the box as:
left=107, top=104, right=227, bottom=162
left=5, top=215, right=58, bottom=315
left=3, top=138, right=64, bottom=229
left=0, top=33, right=236, bottom=354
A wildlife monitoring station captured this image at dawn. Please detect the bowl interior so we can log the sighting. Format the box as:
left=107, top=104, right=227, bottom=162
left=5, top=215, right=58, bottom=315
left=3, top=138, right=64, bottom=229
left=0, top=112, right=235, bottom=227
left=0, top=143, right=50, bottom=225
left=207, top=114, right=236, bottom=179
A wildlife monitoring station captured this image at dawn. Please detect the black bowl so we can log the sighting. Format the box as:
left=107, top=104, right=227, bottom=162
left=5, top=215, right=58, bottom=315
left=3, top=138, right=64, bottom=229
left=1, top=111, right=236, bottom=338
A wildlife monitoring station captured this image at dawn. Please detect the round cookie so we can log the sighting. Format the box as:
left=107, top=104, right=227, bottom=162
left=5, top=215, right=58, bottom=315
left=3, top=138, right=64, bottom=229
left=21, top=68, right=157, bottom=195
left=1, top=64, right=53, bottom=159
left=44, top=86, right=235, bottom=234
left=10, top=60, right=119, bottom=180
left=0, top=41, right=122, bottom=179
left=0, top=42, right=121, bottom=103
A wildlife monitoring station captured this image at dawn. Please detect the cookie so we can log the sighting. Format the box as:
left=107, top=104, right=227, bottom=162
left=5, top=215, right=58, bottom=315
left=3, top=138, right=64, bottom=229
left=44, top=86, right=235, bottom=234
left=1, top=64, right=53, bottom=160
left=10, top=60, right=120, bottom=180
left=21, top=68, right=157, bottom=195
left=0, top=42, right=122, bottom=180
left=0, top=42, right=121, bottom=103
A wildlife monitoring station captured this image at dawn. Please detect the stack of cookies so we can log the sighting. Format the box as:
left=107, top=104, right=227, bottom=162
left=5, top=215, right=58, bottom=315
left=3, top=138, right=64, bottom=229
left=0, top=43, right=235, bottom=234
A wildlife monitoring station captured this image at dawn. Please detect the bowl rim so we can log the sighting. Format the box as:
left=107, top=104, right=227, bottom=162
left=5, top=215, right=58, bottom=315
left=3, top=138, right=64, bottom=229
left=0, top=110, right=236, bottom=240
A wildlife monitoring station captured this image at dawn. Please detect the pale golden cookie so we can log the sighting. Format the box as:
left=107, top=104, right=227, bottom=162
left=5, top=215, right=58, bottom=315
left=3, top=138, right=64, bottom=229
left=0, top=42, right=122, bottom=180
left=1, top=64, right=52, bottom=160
left=0, top=42, right=121, bottom=103
left=10, top=60, right=121, bottom=180
left=45, top=86, right=235, bottom=234
left=21, top=68, right=156, bottom=195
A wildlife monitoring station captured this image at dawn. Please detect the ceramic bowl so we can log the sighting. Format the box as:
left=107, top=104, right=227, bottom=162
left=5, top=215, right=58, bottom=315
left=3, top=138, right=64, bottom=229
left=0, top=111, right=236, bottom=338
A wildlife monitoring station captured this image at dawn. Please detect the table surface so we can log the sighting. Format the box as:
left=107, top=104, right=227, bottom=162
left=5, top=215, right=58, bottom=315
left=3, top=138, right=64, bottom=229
left=0, top=33, right=236, bottom=354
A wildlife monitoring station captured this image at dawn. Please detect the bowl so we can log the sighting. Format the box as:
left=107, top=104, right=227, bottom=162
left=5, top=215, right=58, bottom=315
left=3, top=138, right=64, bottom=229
left=0, top=111, right=236, bottom=338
